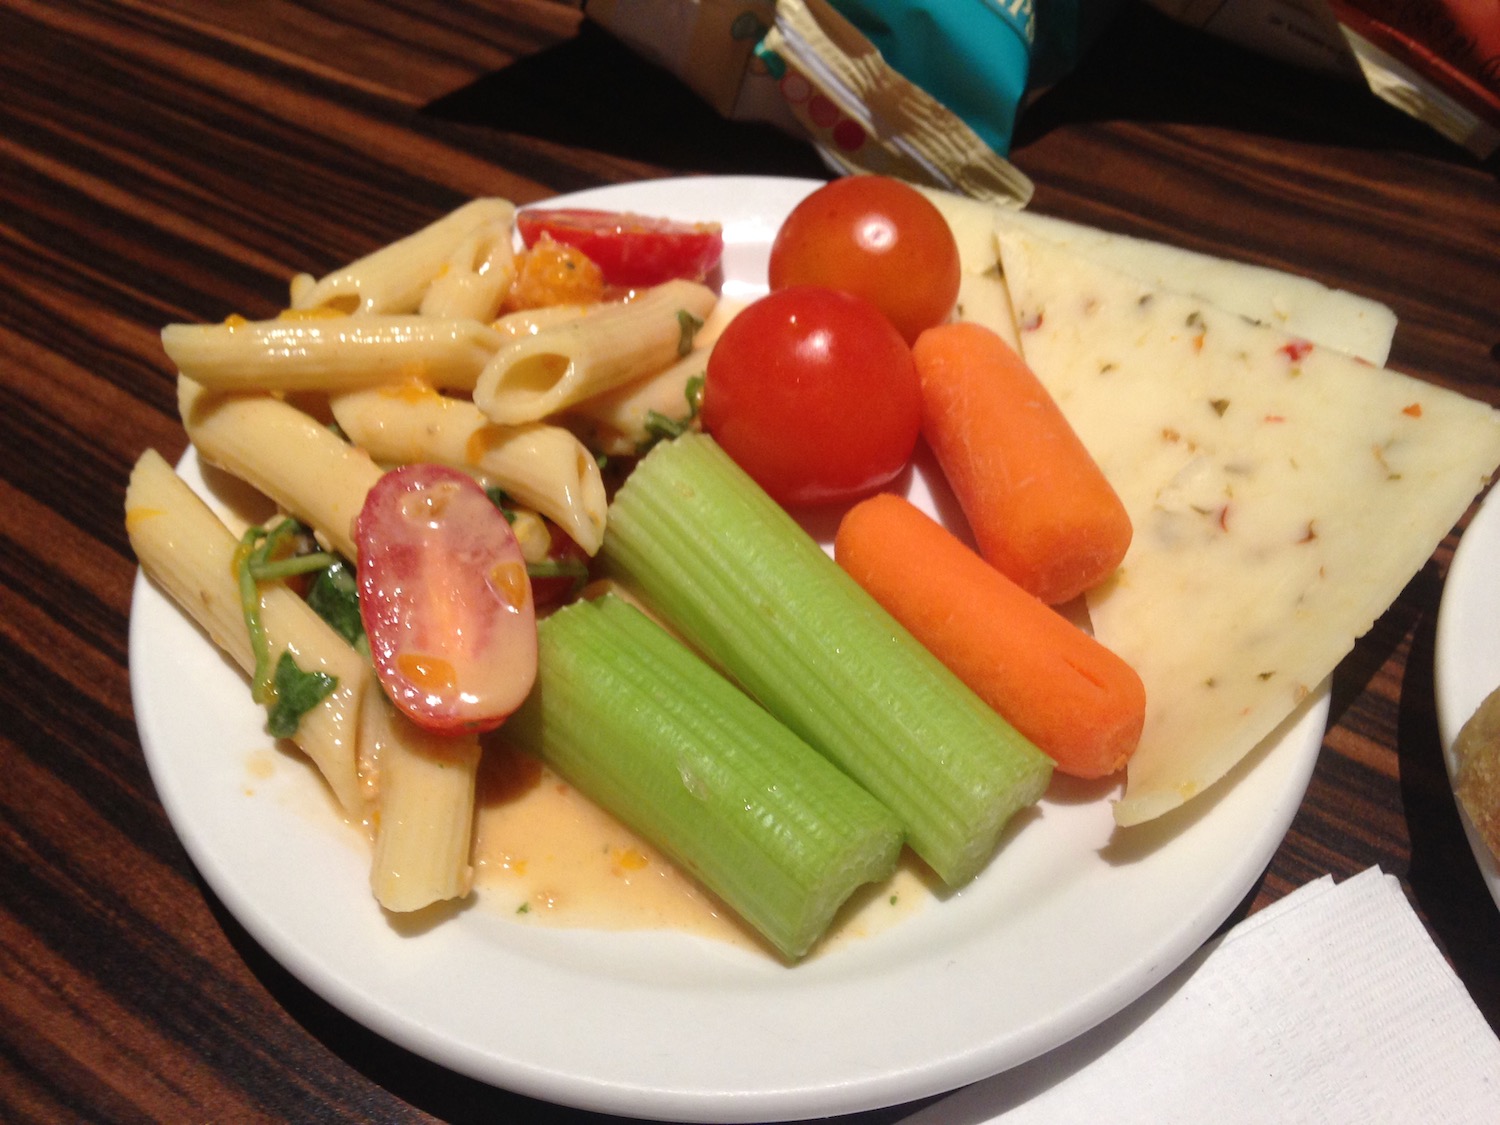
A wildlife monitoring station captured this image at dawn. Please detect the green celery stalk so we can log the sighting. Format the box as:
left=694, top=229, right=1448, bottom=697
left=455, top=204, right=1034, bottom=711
left=601, top=433, right=1053, bottom=886
left=502, top=593, right=903, bottom=960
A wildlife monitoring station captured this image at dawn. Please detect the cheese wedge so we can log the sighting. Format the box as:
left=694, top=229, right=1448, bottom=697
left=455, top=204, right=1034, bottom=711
left=953, top=272, right=1019, bottom=348
left=997, top=230, right=1500, bottom=826
left=919, top=186, right=1397, bottom=366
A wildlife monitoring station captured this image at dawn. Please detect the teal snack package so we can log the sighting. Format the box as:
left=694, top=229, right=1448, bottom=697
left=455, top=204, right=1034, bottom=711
left=756, top=0, right=1035, bottom=202
left=826, top=0, right=1124, bottom=156
left=824, top=0, right=1033, bottom=157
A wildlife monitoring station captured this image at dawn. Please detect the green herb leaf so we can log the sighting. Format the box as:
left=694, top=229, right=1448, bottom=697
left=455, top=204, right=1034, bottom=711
left=640, top=372, right=707, bottom=450
left=485, top=486, right=519, bottom=523
left=249, top=549, right=341, bottom=582
left=237, top=517, right=347, bottom=700
left=234, top=525, right=275, bottom=703
left=676, top=309, right=704, bottom=357
left=265, top=651, right=338, bottom=739
left=527, top=556, right=591, bottom=601
left=306, top=559, right=367, bottom=654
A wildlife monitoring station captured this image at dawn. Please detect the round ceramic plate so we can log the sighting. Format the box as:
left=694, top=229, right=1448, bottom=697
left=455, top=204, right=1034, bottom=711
left=129, top=175, right=1328, bottom=1123
left=1434, top=483, right=1500, bottom=912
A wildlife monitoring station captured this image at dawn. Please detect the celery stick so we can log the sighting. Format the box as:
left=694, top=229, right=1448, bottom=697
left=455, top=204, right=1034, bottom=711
left=601, top=433, right=1053, bottom=886
left=502, top=593, right=903, bottom=960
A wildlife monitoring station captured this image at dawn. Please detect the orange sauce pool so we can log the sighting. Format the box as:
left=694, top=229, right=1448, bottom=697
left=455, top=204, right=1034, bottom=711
left=471, top=743, right=934, bottom=959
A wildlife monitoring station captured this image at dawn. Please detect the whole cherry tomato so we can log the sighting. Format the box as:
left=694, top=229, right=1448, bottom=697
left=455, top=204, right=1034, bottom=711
left=356, top=464, right=537, bottom=734
left=515, top=209, right=724, bottom=288
left=768, top=176, right=961, bottom=344
left=701, top=286, right=921, bottom=507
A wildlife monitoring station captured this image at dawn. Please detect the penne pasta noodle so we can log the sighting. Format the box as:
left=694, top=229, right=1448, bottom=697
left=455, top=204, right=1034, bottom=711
left=563, top=298, right=742, bottom=455
left=289, top=197, right=516, bottom=315
left=179, top=377, right=382, bottom=561
left=361, top=690, right=479, bottom=913
left=566, top=350, right=706, bottom=457
left=329, top=386, right=608, bottom=555
left=125, top=449, right=368, bottom=816
left=161, top=315, right=506, bottom=395
left=473, top=280, right=717, bottom=425
left=492, top=303, right=594, bottom=341
left=418, top=218, right=518, bottom=322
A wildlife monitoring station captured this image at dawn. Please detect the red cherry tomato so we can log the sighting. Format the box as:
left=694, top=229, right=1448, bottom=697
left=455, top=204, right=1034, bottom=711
left=515, top=208, right=724, bottom=288
left=356, top=465, right=537, bottom=735
left=528, top=523, right=591, bottom=611
left=768, top=176, right=961, bottom=344
left=701, top=286, right=921, bottom=507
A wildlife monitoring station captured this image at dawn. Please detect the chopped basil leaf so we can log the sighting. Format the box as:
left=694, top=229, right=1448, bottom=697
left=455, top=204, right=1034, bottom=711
left=265, top=651, right=338, bottom=739
left=236, top=517, right=346, bottom=701
left=485, top=486, right=519, bottom=522
left=527, top=556, right=590, bottom=600
left=640, top=373, right=706, bottom=451
left=307, top=559, right=367, bottom=654
left=676, top=309, right=704, bottom=357
left=233, top=525, right=275, bottom=703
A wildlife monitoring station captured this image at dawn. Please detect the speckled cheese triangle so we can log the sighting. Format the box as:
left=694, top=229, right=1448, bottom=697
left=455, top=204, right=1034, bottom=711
left=997, top=230, right=1500, bottom=826
left=919, top=185, right=1399, bottom=366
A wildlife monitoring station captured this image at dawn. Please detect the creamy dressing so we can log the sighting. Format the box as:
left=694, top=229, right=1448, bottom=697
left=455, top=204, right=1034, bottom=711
left=248, top=738, right=931, bottom=960
left=471, top=742, right=931, bottom=959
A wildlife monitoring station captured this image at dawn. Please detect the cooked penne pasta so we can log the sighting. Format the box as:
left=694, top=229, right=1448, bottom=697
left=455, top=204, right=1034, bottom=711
left=138, top=195, right=744, bottom=925
left=329, top=386, right=608, bottom=554
left=288, top=197, right=516, bottom=315
left=161, top=315, right=506, bottom=395
left=473, top=279, right=717, bottom=425
left=361, top=690, right=479, bottom=913
left=418, top=217, right=518, bottom=322
left=125, top=449, right=368, bottom=816
left=567, top=351, right=706, bottom=457
left=563, top=298, right=741, bottom=455
left=493, top=303, right=594, bottom=341
left=179, top=378, right=382, bottom=561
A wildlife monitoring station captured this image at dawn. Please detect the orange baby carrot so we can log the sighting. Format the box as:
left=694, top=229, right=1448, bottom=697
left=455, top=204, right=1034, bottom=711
left=835, top=493, right=1144, bottom=780
left=912, top=321, right=1131, bottom=605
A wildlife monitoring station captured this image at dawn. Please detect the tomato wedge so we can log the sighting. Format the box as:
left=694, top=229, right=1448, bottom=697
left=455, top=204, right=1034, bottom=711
left=515, top=208, right=724, bottom=288
left=355, top=465, right=537, bottom=735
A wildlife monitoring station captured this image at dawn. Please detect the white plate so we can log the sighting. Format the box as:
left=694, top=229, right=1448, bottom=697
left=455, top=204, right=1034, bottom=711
left=1434, top=484, right=1500, bottom=911
left=129, top=175, right=1327, bottom=1122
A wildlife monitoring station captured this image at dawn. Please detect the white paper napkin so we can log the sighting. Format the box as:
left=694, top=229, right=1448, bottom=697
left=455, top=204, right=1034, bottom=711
left=901, top=867, right=1500, bottom=1124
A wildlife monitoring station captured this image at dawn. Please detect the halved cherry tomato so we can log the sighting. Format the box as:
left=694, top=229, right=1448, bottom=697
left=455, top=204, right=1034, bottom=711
left=768, top=176, right=960, bottom=344
left=701, top=285, right=921, bottom=508
left=356, top=465, right=537, bottom=735
left=515, top=208, right=724, bottom=288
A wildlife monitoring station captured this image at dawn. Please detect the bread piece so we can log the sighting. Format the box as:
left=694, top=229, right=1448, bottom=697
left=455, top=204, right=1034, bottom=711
left=1455, top=685, right=1500, bottom=861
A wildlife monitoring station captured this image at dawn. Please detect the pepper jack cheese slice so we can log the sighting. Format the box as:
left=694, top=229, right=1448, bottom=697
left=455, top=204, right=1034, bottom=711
left=919, top=186, right=1398, bottom=366
left=997, top=230, right=1500, bottom=826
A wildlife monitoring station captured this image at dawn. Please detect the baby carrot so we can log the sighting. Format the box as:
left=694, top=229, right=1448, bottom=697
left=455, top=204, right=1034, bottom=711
left=912, top=321, right=1131, bottom=605
left=835, top=493, right=1145, bottom=779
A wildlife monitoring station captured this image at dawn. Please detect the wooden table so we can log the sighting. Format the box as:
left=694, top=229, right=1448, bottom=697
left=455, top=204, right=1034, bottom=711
left=3, top=2, right=1497, bottom=1121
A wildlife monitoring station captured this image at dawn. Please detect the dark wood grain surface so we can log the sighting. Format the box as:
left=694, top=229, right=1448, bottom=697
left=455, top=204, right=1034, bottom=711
left=3, top=1, right=1497, bottom=1121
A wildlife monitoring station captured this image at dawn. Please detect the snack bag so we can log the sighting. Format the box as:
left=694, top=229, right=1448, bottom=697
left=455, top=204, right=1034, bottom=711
left=814, top=0, right=1125, bottom=154
left=584, top=0, right=784, bottom=120
left=1148, top=0, right=1500, bottom=158
left=754, top=0, right=1036, bottom=201
left=585, top=0, right=1041, bottom=202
